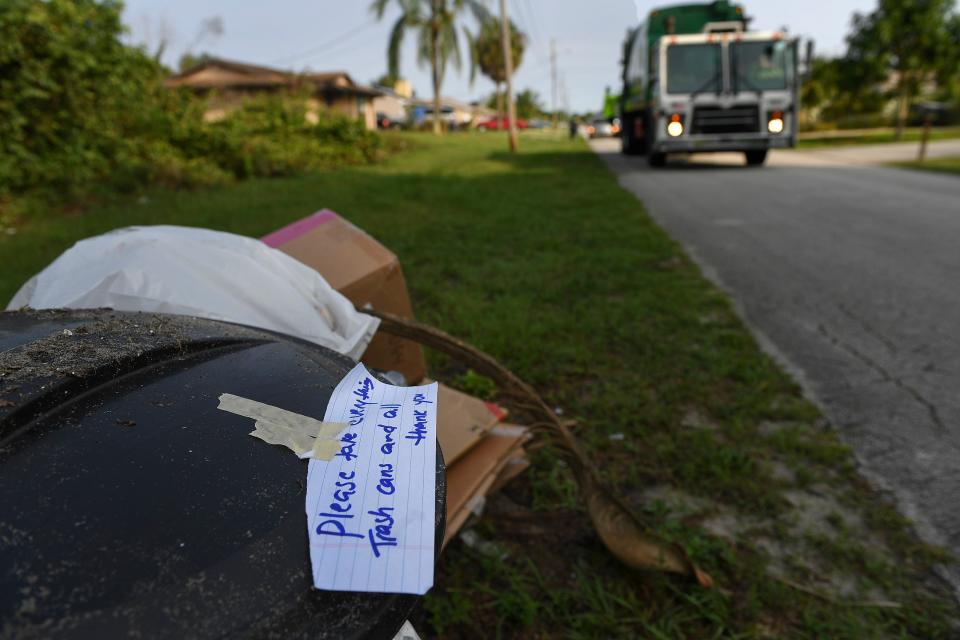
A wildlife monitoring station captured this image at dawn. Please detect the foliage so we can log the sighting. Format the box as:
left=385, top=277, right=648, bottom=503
left=801, top=57, right=889, bottom=127
left=844, top=0, right=958, bottom=136
left=370, top=0, right=490, bottom=133
left=934, top=13, right=960, bottom=106
left=159, top=93, right=385, bottom=188
left=372, top=71, right=400, bottom=88
left=0, top=0, right=384, bottom=219
left=469, top=16, right=525, bottom=86
left=485, top=87, right=543, bottom=119
left=0, top=0, right=164, bottom=200
left=178, top=52, right=212, bottom=72
left=515, top=89, right=544, bottom=119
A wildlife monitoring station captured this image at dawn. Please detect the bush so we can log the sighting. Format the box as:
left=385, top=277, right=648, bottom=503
left=0, top=0, right=386, bottom=216
left=193, top=94, right=385, bottom=181
left=0, top=0, right=164, bottom=199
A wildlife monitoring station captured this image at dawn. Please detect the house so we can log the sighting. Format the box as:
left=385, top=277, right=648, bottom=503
left=371, top=85, right=410, bottom=124
left=165, top=58, right=382, bottom=130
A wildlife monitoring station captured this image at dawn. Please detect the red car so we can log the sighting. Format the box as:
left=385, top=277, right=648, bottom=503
left=476, top=117, right=529, bottom=131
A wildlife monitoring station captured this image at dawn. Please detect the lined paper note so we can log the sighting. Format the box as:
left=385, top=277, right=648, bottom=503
left=306, top=363, right=438, bottom=595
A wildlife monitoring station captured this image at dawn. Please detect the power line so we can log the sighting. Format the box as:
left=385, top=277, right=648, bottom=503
left=268, top=21, right=378, bottom=66
left=509, top=0, right=535, bottom=58
left=521, top=0, right=543, bottom=50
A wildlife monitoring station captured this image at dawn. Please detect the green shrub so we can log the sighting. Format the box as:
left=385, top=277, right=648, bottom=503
left=0, top=0, right=166, bottom=198
left=0, top=0, right=386, bottom=216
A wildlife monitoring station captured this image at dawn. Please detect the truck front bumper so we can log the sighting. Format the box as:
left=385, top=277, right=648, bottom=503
left=655, top=135, right=794, bottom=154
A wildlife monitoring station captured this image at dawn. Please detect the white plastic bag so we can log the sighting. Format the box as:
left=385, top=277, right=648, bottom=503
left=7, top=225, right=379, bottom=360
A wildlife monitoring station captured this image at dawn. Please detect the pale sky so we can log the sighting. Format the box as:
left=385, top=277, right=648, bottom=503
left=123, top=0, right=875, bottom=113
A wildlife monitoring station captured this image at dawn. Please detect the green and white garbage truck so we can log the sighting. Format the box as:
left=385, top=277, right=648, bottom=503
left=620, top=1, right=800, bottom=166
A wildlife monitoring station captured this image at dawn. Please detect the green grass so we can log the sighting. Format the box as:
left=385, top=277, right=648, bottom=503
left=797, top=126, right=960, bottom=149
left=2, top=132, right=956, bottom=638
left=892, top=155, right=960, bottom=176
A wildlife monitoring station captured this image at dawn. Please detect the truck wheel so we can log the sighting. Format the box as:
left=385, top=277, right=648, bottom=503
left=648, top=152, right=666, bottom=167
left=621, top=116, right=642, bottom=155
left=745, top=150, right=768, bottom=166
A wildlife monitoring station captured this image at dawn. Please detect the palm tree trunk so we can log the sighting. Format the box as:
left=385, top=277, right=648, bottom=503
left=430, top=7, right=442, bottom=135
left=499, top=0, right=518, bottom=152
left=496, top=82, right=504, bottom=122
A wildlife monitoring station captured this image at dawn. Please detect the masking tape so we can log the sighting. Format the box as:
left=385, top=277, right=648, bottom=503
left=218, top=393, right=347, bottom=460
left=309, top=438, right=343, bottom=461
left=250, top=420, right=316, bottom=457
left=218, top=393, right=341, bottom=433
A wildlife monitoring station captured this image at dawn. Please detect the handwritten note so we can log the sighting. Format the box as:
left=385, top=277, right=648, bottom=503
left=306, top=363, right=438, bottom=595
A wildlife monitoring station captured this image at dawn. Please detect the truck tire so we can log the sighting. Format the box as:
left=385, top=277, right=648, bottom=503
left=745, top=149, right=768, bottom=166
left=648, top=152, right=666, bottom=167
left=621, top=115, right=643, bottom=155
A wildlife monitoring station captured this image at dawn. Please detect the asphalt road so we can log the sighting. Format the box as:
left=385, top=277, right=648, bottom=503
left=590, top=137, right=960, bottom=595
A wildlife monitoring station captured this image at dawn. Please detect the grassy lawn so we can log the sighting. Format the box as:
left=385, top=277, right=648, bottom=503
left=2, top=133, right=956, bottom=638
left=797, top=126, right=960, bottom=149
left=892, top=155, right=960, bottom=176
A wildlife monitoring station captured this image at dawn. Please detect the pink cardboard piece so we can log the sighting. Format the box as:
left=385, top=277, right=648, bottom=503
left=261, top=209, right=337, bottom=248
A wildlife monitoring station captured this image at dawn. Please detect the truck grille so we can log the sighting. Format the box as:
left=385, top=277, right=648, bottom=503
left=690, top=106, right=759, bottom=134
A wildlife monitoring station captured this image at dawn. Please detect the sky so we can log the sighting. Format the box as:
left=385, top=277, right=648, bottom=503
left=123, top=0, right=876, bottom=114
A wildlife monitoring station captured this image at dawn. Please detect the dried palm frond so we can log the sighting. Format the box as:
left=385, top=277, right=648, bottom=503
left=365, top=309, right=713, bottom=587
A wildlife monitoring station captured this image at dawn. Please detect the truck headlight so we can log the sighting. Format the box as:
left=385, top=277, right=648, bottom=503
left=667, top=114, right=684, bottom=137
left=767, top=112, right=785, bottom=134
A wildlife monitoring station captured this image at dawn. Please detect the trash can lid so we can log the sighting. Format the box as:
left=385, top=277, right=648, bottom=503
left=0, top=309, right=445, bottom=639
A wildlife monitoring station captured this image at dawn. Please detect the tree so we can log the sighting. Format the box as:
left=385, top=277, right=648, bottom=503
left=372, top=71, right=399, bottom=88
left=187, top=16, right=224, bottom=52
left=845, top=0, right=955, bottom=138
left=178, top=51, right=211, bottom=72
left=371, top=0, right=489, bottom=134
left=177, top=17, right=223, bottom=72
left=470, top=16, right=525, bottom=121
left=934, top=13, right=960, bottom=108
left=801, top=56, right=887, bottom=127
left=514, top=89, right=543, bottom=119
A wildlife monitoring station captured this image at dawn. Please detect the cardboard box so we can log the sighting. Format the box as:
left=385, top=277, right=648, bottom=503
left=435, top=382, right=506, bottom=465
left=262, top=209, right=427, bottom=383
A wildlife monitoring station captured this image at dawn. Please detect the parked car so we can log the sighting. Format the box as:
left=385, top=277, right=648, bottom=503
left=476, top=117, right=529, bottom=131
left=587, top=117, right=620, bottom=138
left=376, top=112, right=404, bottom=130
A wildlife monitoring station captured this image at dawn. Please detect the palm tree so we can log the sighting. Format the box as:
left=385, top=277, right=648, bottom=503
left=470, top=16, right=525, bottom=123
left=371, top=0, right=489, bottom=134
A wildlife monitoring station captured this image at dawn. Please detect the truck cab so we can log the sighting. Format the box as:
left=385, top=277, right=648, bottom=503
left=621, top=2, right=800, bottom=166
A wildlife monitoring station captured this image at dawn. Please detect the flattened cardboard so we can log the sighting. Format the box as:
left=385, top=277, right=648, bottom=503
left=443, top=440, right=528, bottom=547
left=443, top=473, right=498, bottom=549
left=263, top=210, right=427, bottom=383
left=442, top=425, right=529, bottom=546
left=435, top=382, right=505, bottom=465
left=488, top=452, right=530, bottom=495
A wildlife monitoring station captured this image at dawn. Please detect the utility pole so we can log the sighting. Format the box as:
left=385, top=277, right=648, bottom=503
left=551, top=39, right=558, bottom=129
left=499, top=0, right=518, bottom=152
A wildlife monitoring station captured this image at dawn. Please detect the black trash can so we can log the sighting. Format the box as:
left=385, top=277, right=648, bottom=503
left=0, top=309, right=445, bottom=639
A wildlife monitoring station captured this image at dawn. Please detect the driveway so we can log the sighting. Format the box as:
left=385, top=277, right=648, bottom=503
left=590, top=137, right=960, bottom=595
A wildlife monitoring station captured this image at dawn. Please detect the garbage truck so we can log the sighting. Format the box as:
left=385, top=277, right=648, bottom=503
left=620, top=1, right=800, bottom=166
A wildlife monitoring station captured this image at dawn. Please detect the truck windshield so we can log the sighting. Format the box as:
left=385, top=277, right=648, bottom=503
left=731, top=41, right=788, bottom=92
left=666, top=44, right=721, bottom=94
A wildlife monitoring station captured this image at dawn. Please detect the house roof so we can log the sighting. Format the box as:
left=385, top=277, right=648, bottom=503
left=165, top=57, right=381, bottom=97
